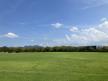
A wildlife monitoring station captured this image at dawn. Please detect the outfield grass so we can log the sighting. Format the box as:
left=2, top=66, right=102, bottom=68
left=0, top=52, right=108, bottom=81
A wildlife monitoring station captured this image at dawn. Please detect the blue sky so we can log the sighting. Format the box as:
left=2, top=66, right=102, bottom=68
left=0, top=0, right=108, bottom=46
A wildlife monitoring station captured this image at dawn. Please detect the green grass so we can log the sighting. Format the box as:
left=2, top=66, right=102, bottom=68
left=0, top=52, right=108, bottom=81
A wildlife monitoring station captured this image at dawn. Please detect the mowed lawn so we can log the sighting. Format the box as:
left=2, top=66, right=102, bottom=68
left=0, top=52, right=108, bottom=81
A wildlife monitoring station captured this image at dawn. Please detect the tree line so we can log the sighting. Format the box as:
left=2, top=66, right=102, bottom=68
left=0, top=45, right=108, bottom=53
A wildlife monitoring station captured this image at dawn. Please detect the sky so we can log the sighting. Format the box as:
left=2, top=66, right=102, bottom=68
left=0, top=0, right=108, bottom=46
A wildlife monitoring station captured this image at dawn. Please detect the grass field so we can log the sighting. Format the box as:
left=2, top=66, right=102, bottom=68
left=0, top=52, right=108, bottom=81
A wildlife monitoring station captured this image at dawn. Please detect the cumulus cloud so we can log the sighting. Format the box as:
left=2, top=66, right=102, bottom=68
left=4, top=32, right=19, bottom=38
left=70, top=26, right=79, bottom=32
left=51, top=22, right=63, bottom=28
left=65, top=18, right=108, bottom=45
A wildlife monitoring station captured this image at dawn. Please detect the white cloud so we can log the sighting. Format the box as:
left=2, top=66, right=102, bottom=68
left=101, top=17, right=107, bottom=22
left=82, top=0, right=108, bottom=9
left=51, top=22, right=63, bottom=28
left=70, top=26, right=78, bottom=32
left=65, top=18, right=108, bottom=45
left=4, top=32, right=19, bottom=38
left=31, top=40, right=34, bottom=42
left=65, top=34, right=71, bottom=41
